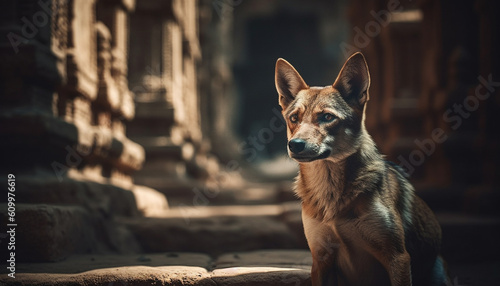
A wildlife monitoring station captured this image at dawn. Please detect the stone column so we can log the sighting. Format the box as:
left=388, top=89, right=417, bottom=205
left=127, top=0, right=220, bottom=205
left=197, top=0, right=240, bottom=163
left=0, top=0, right=167, bottom=262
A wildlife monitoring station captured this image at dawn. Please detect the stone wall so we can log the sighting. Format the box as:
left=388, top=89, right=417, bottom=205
left=345, top=0, right=500, bottom=214
left=0, top=0, right=168, bottom=262
left=0, top=0, right=238, bottom=260
left=127, top=0, right=236, bottom=206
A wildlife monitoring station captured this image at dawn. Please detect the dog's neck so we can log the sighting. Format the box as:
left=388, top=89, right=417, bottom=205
left=296, top=134, right=384, bottom=221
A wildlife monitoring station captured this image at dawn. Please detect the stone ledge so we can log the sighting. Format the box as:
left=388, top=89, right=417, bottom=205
left=5, top=250, right=500, bottom=286
left=0, top=175, right=140, bottom=217
left=0, top=204, right=141, bottom=262
left=6, top=266, right=214, bottom=286
left=0, top=112, right=144, bottom=173
left=162, top=183, right=288, bottom=207
left=4, top=265, right=311, bottom=286
left=17, top=253, right=213, bottom=274
left=122, top=215, right=302, bottom=256
left=4, top=250, right=313, bottom=286
left=158, top=205, right=284, bottom=219
left=132, top=185, right=170, bottom=216
left=214, top=250, right=312, bottom=270
left=0, top=170, right=170, bottom=219
left=211, top=267, right=310, bottom=286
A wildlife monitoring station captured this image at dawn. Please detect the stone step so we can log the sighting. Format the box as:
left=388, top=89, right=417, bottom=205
left=165, top=185, right=284, bottom=207
left=133, top=101, right=175, bottom=120
left=127, top=116, right=176, bottom=138
left=0, top=174, right=170, bottom=217
left=4, top=200, right=498, bottom=266
left=134, top=176, right=208, bottom=199
left=121, top=211, right=304, bottom=257
left=15, top=253, right=213, bottom=274
left=4, top=251, right=312, bottom=286
left=5, top=251, right=500, bottom=286
left=123, top=203, right=500, bottom=263
left=0, top=112, right=145, bottom=175
left=0, top=204, right=142, bottom=262
left=135, top=158, right=188, bottom=177
left=0, top=175, right=140, bottom=217
left=137, top=138, right=195, bottom=162
left=135, top=176, right=286, bottom=207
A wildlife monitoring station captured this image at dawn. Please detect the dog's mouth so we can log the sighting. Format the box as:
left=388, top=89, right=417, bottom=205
left=291, top=149, right=331, bottom=163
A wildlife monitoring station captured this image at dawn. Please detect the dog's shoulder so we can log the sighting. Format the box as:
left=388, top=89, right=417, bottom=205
left=385, top=160, right=410, bottom=179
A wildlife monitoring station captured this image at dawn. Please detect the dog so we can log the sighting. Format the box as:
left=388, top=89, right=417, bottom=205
left=275, top=52, right=450, bottom=286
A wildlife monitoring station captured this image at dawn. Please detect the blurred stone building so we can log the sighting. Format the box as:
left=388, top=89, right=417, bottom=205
left=0, top=0, right=236, bottom=262
left=127, top=0, right=239, bottom=205
left=345, top=0, right=500, bottom=214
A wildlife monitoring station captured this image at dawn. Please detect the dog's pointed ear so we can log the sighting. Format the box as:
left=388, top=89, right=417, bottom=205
left=333, top=52, right=370, bottom=107
left=275, top=58, right=308, bottom=109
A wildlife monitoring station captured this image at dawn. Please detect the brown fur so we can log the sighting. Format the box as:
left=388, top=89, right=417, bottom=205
left=275, top=53, right=449, bottom=286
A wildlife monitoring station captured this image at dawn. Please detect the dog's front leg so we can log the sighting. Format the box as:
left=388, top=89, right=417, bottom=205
left=303, top=214, right=339, bottom=285
left=311, top=249, right=337, bottom=286
left=362, top=238, right=412, bottom=286
left=386, top=251, right=412, bottom=286
left=355, top=205, right=412, bottom=286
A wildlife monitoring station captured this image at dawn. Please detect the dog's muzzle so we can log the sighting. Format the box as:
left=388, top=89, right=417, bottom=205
left=288, top=139, right=331, bottom=162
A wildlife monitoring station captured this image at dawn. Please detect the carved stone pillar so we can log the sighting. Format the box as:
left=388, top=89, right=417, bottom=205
left=96, top=0, right=135, bottom=134
left=197, top=0, right=240, bottom=162
left=128, top=0, right=214, bottom=204
left=0, top=0, right=167, bottom=262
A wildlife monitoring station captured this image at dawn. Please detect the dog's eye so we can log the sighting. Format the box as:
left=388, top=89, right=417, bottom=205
left=289, top=114, right=299, bottom=123
left=320, top=113, right=336, bottom=123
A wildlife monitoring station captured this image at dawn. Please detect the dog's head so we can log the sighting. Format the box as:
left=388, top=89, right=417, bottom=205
left=275, top=52, right=371, bottom=163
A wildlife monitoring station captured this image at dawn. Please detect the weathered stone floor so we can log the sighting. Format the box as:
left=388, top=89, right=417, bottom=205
left=4, top=250, right=312, bottom=286
left=4, top=250, right=500, bottom=285
left=3, top=202, right=500, bottom=285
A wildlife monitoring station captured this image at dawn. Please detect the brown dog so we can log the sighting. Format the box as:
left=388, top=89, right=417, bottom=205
left=275, top=53, right=449, bottom=286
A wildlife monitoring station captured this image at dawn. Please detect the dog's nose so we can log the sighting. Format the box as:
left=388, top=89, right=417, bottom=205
left=288, top=139, right=306, bottom=154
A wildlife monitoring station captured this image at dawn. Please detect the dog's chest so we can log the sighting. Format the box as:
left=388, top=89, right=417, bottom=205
left=302, top=213, right=391, bottom=285
left=296, top=164, right=350, bottom=221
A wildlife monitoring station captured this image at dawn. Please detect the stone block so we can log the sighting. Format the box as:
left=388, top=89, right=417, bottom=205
left=160, top=205, right=283, bottom=220
left=0, top=175, right=140, bottom=217
left=134, top=176, right=204, bottom=199
left=4, top=250, right=312, bottom=286
left=0, top=204, right=141, bottom=262
left=17, top=253, right=212, bottom=274
left=131, top=185, right=169, bottom=216
left=7, top=266, right=214, bottom=286
left=214, top=250, right=312, bottom=270
left=0, top=113, right=144, bottom=176
left=211, top=250, right=312, bottom=286
left=212, top=267, right=310, bottom=286
left=123, top=215, right=300, bottom=256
